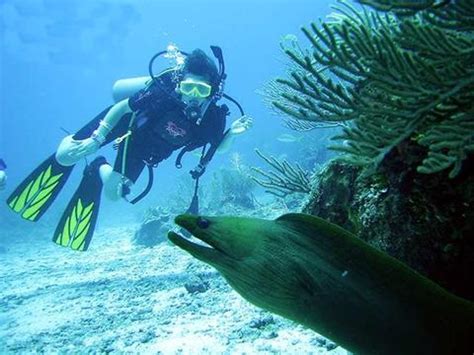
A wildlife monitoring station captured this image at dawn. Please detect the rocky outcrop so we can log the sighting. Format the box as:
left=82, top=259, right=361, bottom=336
left=303, top=147, right=474, bottom=300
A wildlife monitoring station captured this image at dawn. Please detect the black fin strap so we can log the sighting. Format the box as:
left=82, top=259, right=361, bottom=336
left=129, top=164, right=154, bottom=205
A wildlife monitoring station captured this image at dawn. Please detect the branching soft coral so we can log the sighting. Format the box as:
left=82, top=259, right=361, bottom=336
left=251, top=149, right=311, bottom=197
left=267, top=0, right=474, bottom=177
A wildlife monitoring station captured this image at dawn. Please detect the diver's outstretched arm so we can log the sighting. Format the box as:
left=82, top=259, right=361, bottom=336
left=217, top=115, right=253, bottom=153
left=56, top=99, right=132, bottom=166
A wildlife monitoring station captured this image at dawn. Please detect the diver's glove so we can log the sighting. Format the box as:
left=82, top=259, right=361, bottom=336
left=68, top=137, right=101, bottom=159
left=230, top=115, right=253, bottom=135
left=190, top=163, right=206, bottom=179
left=70, top=121, right=110, bottom=157
left=216, top=115, right=254, bottom=154
left=56, top=135, right=101, bottom=166
left=0, top=170, right=7, bottom=190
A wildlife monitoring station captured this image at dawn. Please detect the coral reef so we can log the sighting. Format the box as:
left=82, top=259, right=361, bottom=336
left=133, top=206, right=175, bottom=247
left=251, top=149, right=312, bottom=197
left=267, top=0, right=474, bottom=177
left=165, top=174, right=206, bottom=214
left=302, top=161, right=360, bottom=231
left=263, top=0, right=474, bottom=300
left=207, top=153, right=256, bottom=214
left=303, top=156, right=474, bottom=300
left=356, top=0, right=466, bottom=19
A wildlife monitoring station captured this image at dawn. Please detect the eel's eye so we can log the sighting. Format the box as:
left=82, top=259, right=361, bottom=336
left=197, top=217, right=210, bottom=229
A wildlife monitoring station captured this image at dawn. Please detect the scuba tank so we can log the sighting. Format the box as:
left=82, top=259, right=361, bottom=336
left=111, top=44, right=186, bottom=103
left=112, top=76, right=151, bottom=103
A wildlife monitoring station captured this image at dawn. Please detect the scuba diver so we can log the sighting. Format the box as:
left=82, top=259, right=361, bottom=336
left=7, top=45, right=252, bottom=251
left=0, top=159, right=6, bottom=190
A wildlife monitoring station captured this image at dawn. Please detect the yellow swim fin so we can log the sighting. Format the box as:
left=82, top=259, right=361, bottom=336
left=53, top=157, right=105, bottom=251
left=7, top=154, right=74, bottom=221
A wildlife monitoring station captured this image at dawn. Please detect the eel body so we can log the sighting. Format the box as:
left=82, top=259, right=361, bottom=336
left=168, top=213, right=474, bottom=355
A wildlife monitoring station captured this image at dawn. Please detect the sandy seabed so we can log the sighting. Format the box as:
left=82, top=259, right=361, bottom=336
left=0, top=225, right=347, bottom=354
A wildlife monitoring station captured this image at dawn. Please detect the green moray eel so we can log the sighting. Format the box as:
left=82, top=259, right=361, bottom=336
left=168, top=213, right=474, bottom=355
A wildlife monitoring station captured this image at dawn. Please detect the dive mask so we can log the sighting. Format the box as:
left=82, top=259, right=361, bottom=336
left=179, top=79, right=212, bottom=98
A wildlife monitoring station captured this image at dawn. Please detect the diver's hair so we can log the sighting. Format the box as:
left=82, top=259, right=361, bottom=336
left=183, top=49, right=219, bottom=89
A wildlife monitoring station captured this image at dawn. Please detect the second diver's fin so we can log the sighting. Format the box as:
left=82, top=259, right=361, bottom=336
left=7, top=154, right=74, bottom=221
left=53, top=156, right=106, bottom=251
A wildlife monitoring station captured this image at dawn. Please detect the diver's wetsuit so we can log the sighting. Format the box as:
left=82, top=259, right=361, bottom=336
left=73, top=72, right=228, bottom=183
left=0, top=159, right=6, bottom=171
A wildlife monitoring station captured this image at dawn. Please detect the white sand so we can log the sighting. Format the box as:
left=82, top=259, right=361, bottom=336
left=0, top=225, right=346, bottom=354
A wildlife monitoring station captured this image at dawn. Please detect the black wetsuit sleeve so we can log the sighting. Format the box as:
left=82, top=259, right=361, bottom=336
left=201, top=105, right=229, bottom=165
left=210, top=112, right=227, bottom=146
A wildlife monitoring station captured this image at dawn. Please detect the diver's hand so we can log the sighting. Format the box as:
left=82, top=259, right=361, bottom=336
left=230, top=115, right=253, bottom=135
left=190, top=163, right=206, bottom=179
left=67, top=137, right=101, bottom=160
left=0, top=171, right=7, bottom=190
left=56, top=134, right=101, bottom=166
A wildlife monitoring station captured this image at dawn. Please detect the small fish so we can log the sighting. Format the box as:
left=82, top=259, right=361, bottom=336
left=277, top=133, right=303, bottom=143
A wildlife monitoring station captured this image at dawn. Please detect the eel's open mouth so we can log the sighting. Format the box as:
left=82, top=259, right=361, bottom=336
left=167, top=215, right=225, bottom=263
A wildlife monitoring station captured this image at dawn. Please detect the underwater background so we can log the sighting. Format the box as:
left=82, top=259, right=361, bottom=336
left=0, top=0, right=333, bottom=227
left=1, top=0, right=341, bottom=353
left=1, top=0, right=473, bottom=353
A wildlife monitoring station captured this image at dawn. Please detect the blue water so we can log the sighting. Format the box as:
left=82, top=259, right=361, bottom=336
left=0, top=1, right=337, bottom=352
left=0, top=0, right=333, bottom=227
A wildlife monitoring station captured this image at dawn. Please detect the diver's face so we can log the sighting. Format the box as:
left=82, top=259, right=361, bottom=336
left=179, top=73, right=212, bottom=105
